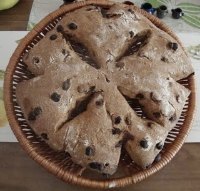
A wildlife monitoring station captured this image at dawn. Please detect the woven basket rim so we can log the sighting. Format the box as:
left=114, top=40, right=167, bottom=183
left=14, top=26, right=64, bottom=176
left=3, top=0, right=196, bottom=189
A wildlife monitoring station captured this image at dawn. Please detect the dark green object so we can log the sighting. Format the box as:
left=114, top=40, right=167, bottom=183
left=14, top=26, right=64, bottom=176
left=156, top=5, right=168, bottom=19
left=63, top=0, right=75, bottom=4
left=171, top=8, right=184, bottom=19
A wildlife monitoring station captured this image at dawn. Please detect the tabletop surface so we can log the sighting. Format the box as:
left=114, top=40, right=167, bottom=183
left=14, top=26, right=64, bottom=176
left=0, top=1, right=200, bottom=191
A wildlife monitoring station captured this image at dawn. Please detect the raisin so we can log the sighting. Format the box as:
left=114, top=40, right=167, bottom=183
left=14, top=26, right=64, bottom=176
left=89, top=162, right=102, bottom=171
left=95, top=99, right=104, bottom=106
left=156, top=142, right=163, bottom=150
left=68, top=23, right=77, bottom=30
left=129, top=31, right=134, bottom=38
left=28, top=111, right=36, bottom=121
left=28, top=107, right=42, bottom=121
left=161, top=56, right=167, bottom=62
left=140, top=139, right=148, bottom=149
left=169, top=113, right=177, bottom=122
left=176, top=95, right=181, bottom=103
left=153, top=112, right=161, bottom=118
left=136, top=93, right=144, bottom=99
left=168, top=42, right=178, bottom=51
left=41, top=133, right=48, bottom=140
left=85, top=146, right=95, bottom=156
left=128, top=8, right=134, bottom=14
left=33, top=57, right=39, bottom=64
left=49, top=34, right=57, bottom=40
left=62, top=49, right=67, bottom=55
left=34, top=107, right=42, bottom=116
left=105, top=76, right=110, bottom=83
left=62, top=79, right=70, bottom=91
left=105, top=163, right=109, bottom=167
left=114, top=116, right=121, bottom=124
left=145, top=164, right=152, bottom=169
left=89, top=86, right=96, bottom=93
left=147, top=122, right=154, bottom=128
left=50, top=92, right=61, bottom=102
left=112, top=127, right=122, bottom=135
left=56, top=25, right=64, bottom=32
left=154, top=154, right=161, bottom=162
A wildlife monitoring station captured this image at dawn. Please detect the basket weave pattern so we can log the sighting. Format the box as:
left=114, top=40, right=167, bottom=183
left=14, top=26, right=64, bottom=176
left=4, top=0, right=195, bottom=188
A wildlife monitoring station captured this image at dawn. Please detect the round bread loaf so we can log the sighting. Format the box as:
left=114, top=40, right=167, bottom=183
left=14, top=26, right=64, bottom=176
left=16, top=3, right=193, bottom=175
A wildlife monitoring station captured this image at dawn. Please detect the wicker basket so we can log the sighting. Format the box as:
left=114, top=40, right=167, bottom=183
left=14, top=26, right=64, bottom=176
left=4, top=0, right=195, bottom=189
